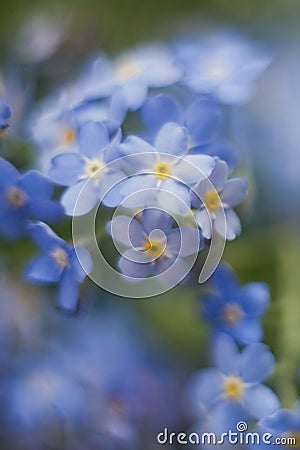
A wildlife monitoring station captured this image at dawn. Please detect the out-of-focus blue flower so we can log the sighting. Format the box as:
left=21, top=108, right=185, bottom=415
left=176, top=31, right=271, bottom=104
left=118, top=122, right=215, bottom=215
left=48, top=121, right=124, bottom=215
left=202, top=263, right=270, bottom=344
left=142, top=94, right=238, bottom=170
left=188, top=333, right=279, bottom=433
left=257, top=401, right=300, bottom=449
left=0, top=98, right=11, bottom=135
left=78, top=44, right=183, bottom=118
left=0, top=158, right=63, bottom=240
left=108, top=208, right=201, bottom=280
left=192, top=158, right=247, bottom=240
left=25, top=221, right=93, bottom=311
left=30, top=91, right=117, bottom=172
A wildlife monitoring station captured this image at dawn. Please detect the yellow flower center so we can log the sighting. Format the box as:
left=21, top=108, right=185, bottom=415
left=6, top=187, right=27, bottom=207
left=155, top=162, right=171, bottom=180
left=143, top=239, right=164, bottom=258
left=204, top=190, right=220, bottom=211
left=61, top=127, right=75, bottom=145
left=51, top=247, right=69, bottom=269
left=223, top=303, right=243, bottom=325
left=222, top=376, right=245, bottom=401
left=115, top=58, right=140, bottom=80
left=284, top=432, right=300, bottom=448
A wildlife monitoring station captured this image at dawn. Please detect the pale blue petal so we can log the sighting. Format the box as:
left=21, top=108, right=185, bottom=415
left=239, top=343, right=274, bottom=383
left=142, top=94, right=181, bottom=134
left=213, top=333, right=239, bottom=375
left=244, top=385, right=280, bottom=419
left=61, top=179, right=100, bottom=216
left=58, top=268, right=80, bottom=312
left=185, top=98, right=222, bottom=146
left=118, top=256, right=152, bottom=278
left=196, top=208, right=212, bottom=239
left=157, top=179, right=191, bottom=216
left=221, top=178, right=248, bottom=207
left=69, top=247, right=93, bottom=282
left=173, top=154, right=215, bottom=184
left=48, top=153, right=84, bottom=186
left=25, top=254, right=63, bottom=283
left=154, top=122, right=188, bottom=156
left=108, top=216, right=145, bottom=248
left=79, top=121, right=110, bottom=158
left=188, top=368, right=223, bottom=407
left=142, top=208, right=173, bottom=235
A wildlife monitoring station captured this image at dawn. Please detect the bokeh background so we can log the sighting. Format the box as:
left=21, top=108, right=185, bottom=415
left=0, top=0, right=300, bottom=448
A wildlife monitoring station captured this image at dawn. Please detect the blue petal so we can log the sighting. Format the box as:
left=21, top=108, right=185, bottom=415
left=210, top=401, right=247, bottom=434
left=233, top=318, right=263, bottom=344
left=213, top=333, right=239, bottom=375
left=141, top=94, right=181, bottom=134
left=107, top=216, right=146, bottom=248
left=157, top=179, right=191, bottom=216
left=244, top=385, right=280, bottom=420
left=69, top=247, right=93, bottom=282
left=48, top=153, right=84, bottom=186
left=79, top=121, right=110, bottom=158
left=0, top=157, right=20, bottom=188
left=239, top=343, right=274, bottom=383
left=28, top=221, right=69, bottom=253
left=221, top=178, right=248, bottom=207
left=0, top=207, right=27, bottom=240
left=188, top=368, right=222, bottom=408
left=240, top=283, right=270, bottom=317
left=141, top=208, right=173, bottom=235
left=120, top=136, right=155, bottom=156
left=29, top=200, right=64, bottom=223
left=25, top=254, right=63, bottom=283
left=154, top=122, right=188, bottom=156
left=119, top=81, right=148, bottom=111
left=118, top=256, right=152, bottom=278
left=185, top=98, right=222, bottom=146
left=61, top=179, right=100, bottom=216
left=192, top=140, right=239, bottom=172
left=261, top=409, right=298, bottom=433
left=212, top=263, right=239, bottom=298
left=58, top=268, right=80, bottom=312
left=19, top=170, right=53, bottom=200
left=0, top=99, right=12, bottom=128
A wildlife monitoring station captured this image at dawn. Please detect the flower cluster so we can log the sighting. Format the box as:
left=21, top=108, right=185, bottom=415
left=186, top=262, right=300, bottom=446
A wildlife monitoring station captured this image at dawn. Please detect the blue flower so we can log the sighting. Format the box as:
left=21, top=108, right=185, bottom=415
left=25, top=222, right=93, bottom=311
left=257, top=402, right=300, bottom=449
left=202, top=263, right=270, bottom=344
left=142, top=94, right=238, bottom=170
left=0, top=98, right=12, bottom=135
left=192, top=158, right=247, bottom=240
left=118, top=122, right=215, bottom=215
left=107, top=208, right=201, bottom=282
left=79, top=44, right=182, bottom=117
left=30, top=91, right=117, bottom=172
left=0, top=158, right=63, bottom=240
left=176, top=31, right=271, bottom=104
left=48, top=121, right=125, bottom=215
left=188, top=333, right=279, bottom=433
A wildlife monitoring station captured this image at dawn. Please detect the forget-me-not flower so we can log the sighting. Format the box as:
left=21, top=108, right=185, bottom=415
left=202, top=263, right=270, bottom=344
left=108, top=208, right=201, bottom=281
left=188, top=333, right=279, bottom=433
left=118, top=122, right=215, bottom=215
left=49, top=121, right=125, bottom=215
left=79, top=44, right=183, bottom=117
left=192, top=158, right=247, bottom=240
left=0, top=158, right=63, bottom=240
left=26, top=221, right=93, bottom=311
left=176, top=31, right=271, bottom=104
